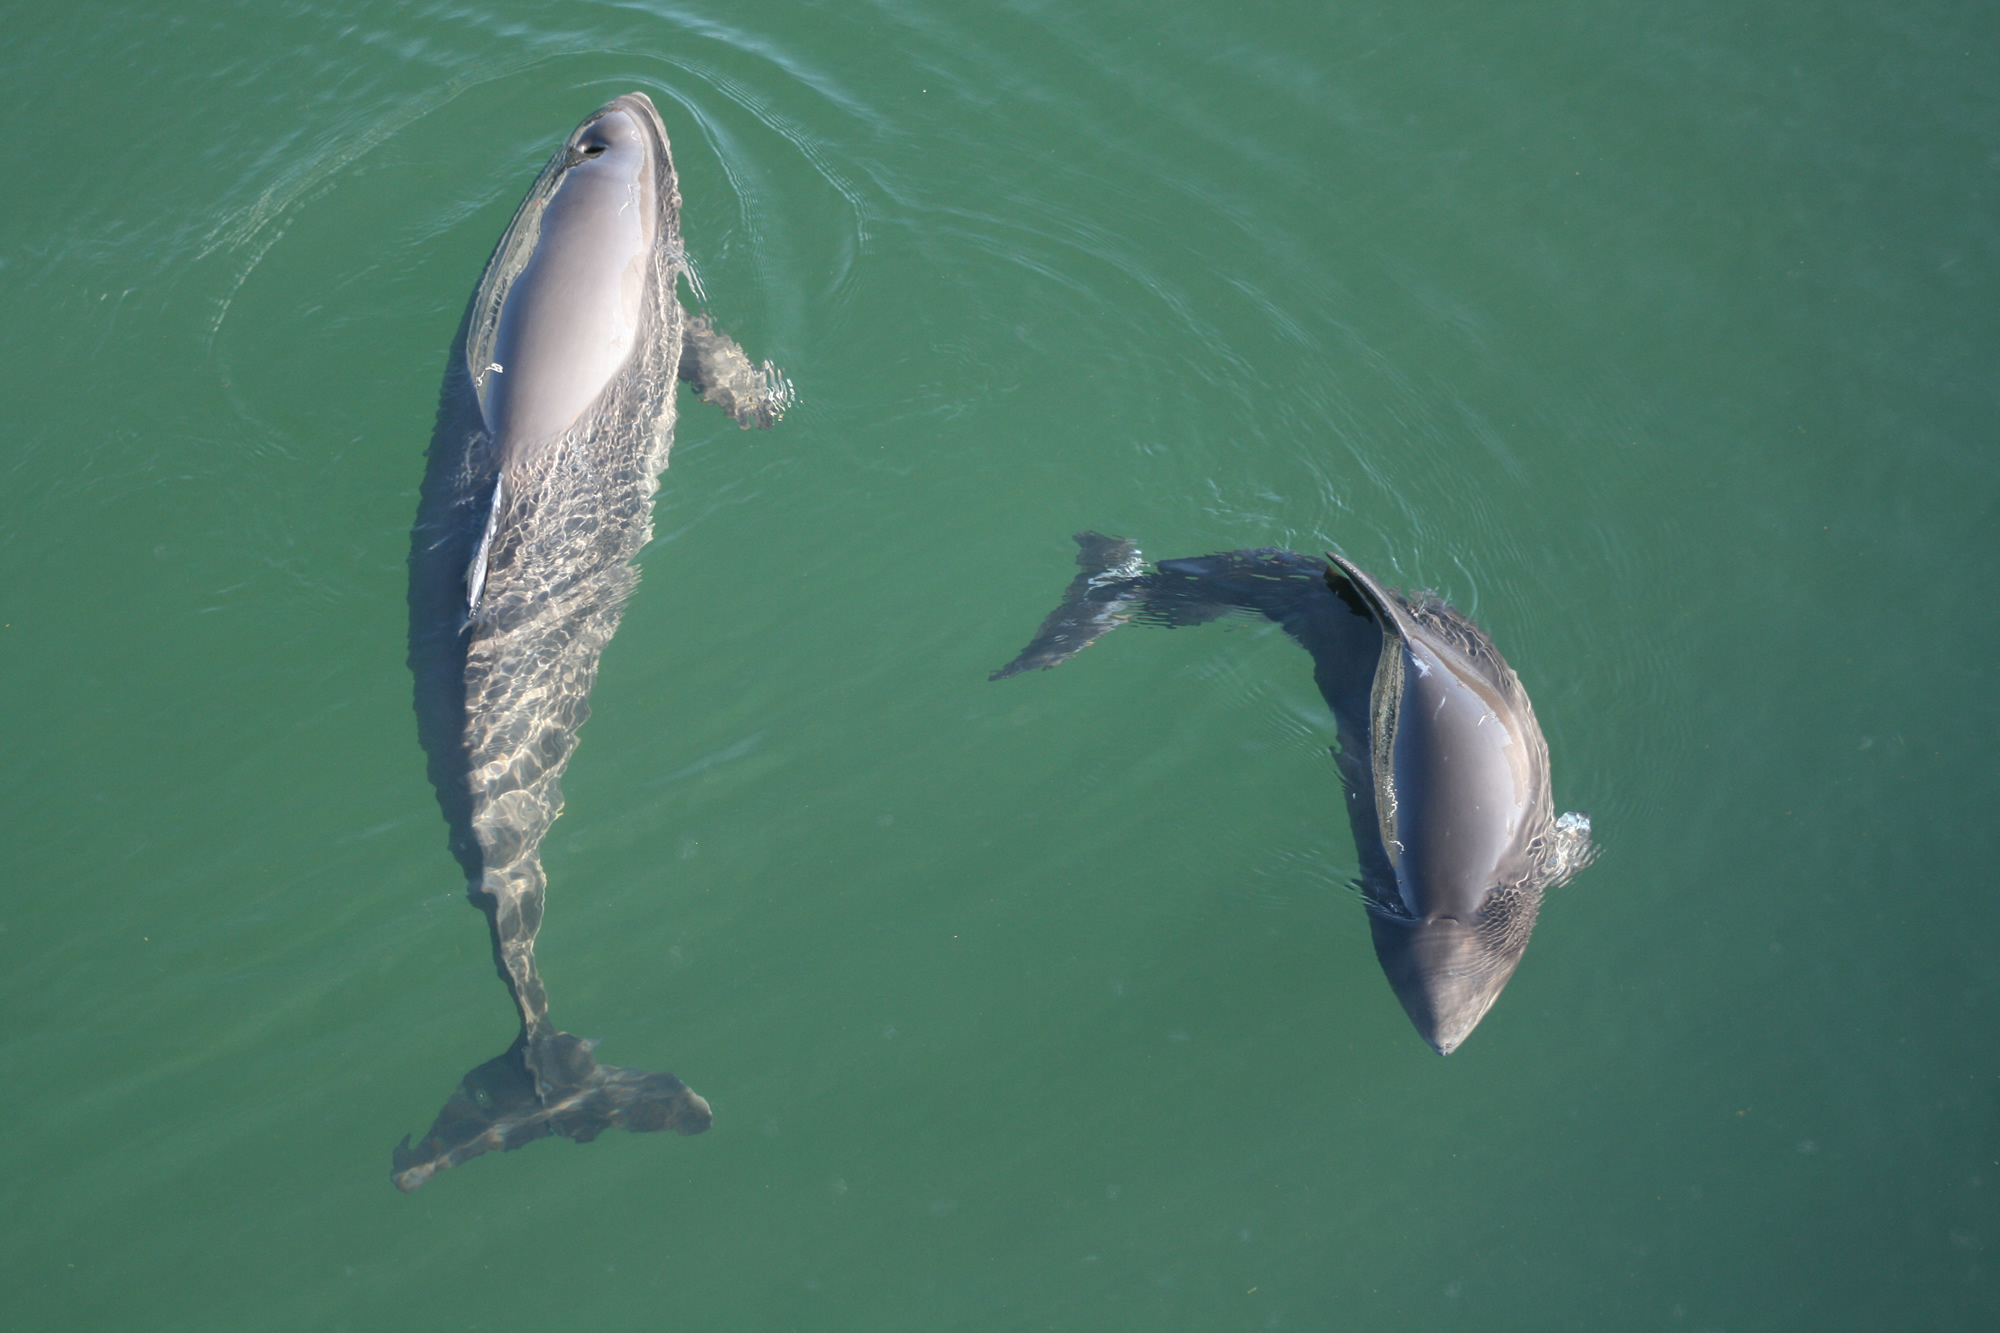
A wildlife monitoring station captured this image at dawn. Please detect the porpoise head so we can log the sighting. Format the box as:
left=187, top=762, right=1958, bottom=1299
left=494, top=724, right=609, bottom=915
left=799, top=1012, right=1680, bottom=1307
left=480, top=93, right=670, bottom=462
left=1364, top=886, right=1543, bottom=1055
left=1326, top=554, right=1574, bottom=1054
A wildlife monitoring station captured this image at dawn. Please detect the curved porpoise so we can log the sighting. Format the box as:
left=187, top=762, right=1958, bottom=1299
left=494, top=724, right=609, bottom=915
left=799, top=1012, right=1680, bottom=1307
left=396, top=93, right=791, bottom=1191
left=992, top=535, right=1596, bottom=1054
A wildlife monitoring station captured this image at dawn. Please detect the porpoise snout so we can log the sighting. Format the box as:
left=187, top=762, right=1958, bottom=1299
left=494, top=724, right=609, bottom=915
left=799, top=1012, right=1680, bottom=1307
left=1367, top=910, right=1530, bottom=1055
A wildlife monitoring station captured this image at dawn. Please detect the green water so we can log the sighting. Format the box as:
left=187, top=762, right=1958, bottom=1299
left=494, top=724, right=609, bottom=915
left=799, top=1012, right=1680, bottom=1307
left=4, top=2, right=1995, bottom=1328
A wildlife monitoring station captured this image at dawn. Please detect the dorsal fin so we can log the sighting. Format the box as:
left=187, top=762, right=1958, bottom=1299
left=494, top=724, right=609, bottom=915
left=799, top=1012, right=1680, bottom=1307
left=1325, top=552, right=1413, bottom=644
left=466, top=475, right=504, bottom=615
left=1328, top=553, right=1414, bottom=885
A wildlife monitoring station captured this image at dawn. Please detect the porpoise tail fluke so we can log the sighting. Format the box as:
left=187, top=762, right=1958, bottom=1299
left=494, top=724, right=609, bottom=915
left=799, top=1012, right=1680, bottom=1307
left=391, top=1033, right=712, bottom=1193
left=990, top=532, right=1148, bottom=680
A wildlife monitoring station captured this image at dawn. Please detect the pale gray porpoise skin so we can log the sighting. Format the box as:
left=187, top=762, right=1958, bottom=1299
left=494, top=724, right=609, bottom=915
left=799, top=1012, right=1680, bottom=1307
left=992, top=536, right=1597, bottom=1054
left=397, top=93, right=791, bottom=1191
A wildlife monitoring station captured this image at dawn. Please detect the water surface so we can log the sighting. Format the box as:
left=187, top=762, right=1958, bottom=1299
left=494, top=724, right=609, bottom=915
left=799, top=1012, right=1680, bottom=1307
left=3, top=2, right=1995, bottom=1328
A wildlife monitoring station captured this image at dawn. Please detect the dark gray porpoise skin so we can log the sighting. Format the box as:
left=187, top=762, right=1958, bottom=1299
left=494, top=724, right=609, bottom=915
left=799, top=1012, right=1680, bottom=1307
left=397, top=93, right=790, bottom=1191
left=992, top=535, right=1597, bottom=1054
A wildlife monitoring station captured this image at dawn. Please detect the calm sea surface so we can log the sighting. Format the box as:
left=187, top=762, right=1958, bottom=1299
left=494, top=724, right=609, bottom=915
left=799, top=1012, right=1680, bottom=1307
left=4, top=2, right=1996, bottom=1329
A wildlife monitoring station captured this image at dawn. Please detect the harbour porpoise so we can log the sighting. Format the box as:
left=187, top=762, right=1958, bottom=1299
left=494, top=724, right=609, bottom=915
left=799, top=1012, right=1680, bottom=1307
left=396, top=93, right=792, bottom=1190
left=993, top=535, right=1596, bottom=1054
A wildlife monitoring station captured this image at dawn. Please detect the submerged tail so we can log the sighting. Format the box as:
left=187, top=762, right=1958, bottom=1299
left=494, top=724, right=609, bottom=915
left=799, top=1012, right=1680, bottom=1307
left=989, top=532, right=1149, bottom=680
left=391, top=1030, right=711, bottom=1193
left=391, top=879, right=711, bottom=1192
left=990, top=534, right=1348, bottom=682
